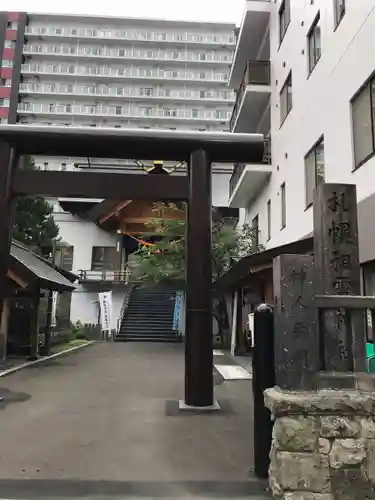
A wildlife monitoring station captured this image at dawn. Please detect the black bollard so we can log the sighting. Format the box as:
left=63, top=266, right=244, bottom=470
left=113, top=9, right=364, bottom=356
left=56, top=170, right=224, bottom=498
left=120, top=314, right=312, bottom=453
left=252, top=303, right=275, bottom=479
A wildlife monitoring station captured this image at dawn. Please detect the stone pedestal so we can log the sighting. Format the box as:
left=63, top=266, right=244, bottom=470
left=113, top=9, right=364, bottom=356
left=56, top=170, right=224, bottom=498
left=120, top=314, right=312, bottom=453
left=265, top=385, right=375, bottom=500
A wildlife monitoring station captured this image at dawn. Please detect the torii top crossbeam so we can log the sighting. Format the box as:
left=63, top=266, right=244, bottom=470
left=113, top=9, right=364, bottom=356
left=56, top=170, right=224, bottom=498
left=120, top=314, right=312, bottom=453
left=0, top=125, right=265, bottom=163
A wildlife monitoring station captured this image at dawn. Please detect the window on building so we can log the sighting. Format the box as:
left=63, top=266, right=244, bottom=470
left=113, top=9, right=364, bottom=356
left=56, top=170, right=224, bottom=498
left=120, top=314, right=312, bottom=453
left=0, top=78, right=6, bottom=87
left=280, top=72, right=292, bottom=124
left=305, top=137, right=325, bottom=207
left=4, top=40, right=15, bottom=49
left=163, top=108, right=177, bottom=117
left=115, top=106, right=122, bottom=115
left=215, top=109, right=228, bottom=120
left=1, top=60, right=14, bottom=68
left=252, top=215, right=259, bottom=249
left=7, top=21, right=18, bottom=29
left=352, top=78, right=375, bottom=168
left=334, top=0, right=345, bottom=27
left=140, top=87, right=154, bottom=96
left=267, top=199, right=271, bottom=241
left=279, top=0, right=291, bottom=44
left=281, top=182, right=286, bottom=229
left=308, top=13, right=322, bottom=74
left=91, top=247, right=117, bottom=271
left=58, top=246, right=74, bottom=271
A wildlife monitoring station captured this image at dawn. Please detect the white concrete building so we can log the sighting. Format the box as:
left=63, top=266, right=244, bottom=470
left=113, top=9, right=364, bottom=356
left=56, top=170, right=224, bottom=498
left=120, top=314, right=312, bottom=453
left=0, top=12, right=237, bottom=326
left=228, top=0, right=375, bottom=292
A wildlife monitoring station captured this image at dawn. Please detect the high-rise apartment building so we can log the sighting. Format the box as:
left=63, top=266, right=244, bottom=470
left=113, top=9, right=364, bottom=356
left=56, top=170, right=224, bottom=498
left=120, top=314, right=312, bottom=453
left=229, top=0, right=375, bottom=293
left=0, top=12, right=236, bottom=326
left=1, top=12, right=235, bottom=130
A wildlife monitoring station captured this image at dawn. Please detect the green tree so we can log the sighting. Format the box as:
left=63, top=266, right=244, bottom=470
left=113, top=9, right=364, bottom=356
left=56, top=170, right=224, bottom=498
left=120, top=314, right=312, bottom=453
left=12, top=156, right=59, bottom=256
left=133, top=203, right=263, bottom=347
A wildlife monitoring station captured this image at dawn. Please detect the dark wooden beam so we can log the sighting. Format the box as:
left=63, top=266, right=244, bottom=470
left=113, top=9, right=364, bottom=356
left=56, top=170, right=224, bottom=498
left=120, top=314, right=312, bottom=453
left=12, top=170, right=189, bottom=200
left=184, top=148, right=213, bottom=408
left=0, top=125, right=265, bottom=163
left=315, top=295, right=375, bottom=310
left=0, top=142, right=19, bottom=362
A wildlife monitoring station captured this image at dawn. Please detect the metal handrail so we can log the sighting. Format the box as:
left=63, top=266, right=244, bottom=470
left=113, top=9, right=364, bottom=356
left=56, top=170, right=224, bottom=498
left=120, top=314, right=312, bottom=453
left=116, top=284, right=134, bottom=335
left=230, top=60, right=271, bottom=131
left=78, top=268, right=131, bottom=282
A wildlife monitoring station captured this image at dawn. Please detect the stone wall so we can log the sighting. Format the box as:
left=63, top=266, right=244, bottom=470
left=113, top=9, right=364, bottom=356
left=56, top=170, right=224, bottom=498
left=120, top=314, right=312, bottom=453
left=265, top=387, right=375, bottom=500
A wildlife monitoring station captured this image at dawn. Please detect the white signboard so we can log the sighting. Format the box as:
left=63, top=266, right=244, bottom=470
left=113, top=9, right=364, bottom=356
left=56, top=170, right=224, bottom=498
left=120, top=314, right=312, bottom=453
left=51, top=291, right=58, bottom=327
left=98, top=291, right=113, bottom=332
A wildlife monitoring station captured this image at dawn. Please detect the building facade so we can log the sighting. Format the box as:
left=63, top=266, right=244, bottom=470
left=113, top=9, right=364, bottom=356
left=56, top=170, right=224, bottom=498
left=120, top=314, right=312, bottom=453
left=229, top=0, right=375, bottom=295
left=0, top=11, right=236, bottom=325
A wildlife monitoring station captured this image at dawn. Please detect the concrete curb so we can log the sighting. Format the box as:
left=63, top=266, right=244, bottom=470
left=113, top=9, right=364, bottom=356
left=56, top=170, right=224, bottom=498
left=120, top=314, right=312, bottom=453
left=0, top=341, right=95, bottom=378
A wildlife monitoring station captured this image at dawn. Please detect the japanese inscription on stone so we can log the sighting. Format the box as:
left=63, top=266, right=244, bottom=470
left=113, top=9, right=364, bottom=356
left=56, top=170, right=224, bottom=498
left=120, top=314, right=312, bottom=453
left=273, top=254, right=318, bottom=390
left=313, top=184, right=365, bottom=372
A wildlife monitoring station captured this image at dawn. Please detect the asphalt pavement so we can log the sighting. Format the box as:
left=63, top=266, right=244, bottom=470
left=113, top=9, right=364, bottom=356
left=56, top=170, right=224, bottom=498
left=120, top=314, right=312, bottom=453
left=0, top=342, right=270, bottom=499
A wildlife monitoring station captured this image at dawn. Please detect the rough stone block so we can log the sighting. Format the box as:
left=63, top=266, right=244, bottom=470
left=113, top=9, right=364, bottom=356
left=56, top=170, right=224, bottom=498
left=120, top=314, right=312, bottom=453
left=264, top=388, right=375, bottom=417
left=365, top=439, right=375, bottom=484
left=319, top=438, right=331, bottom=455
left=329, top=438, right=366, bottom=469
left=269, top=443, right=283, bottom=498
left=361, top=418, right=375, bottom=439
left=331, top=467, right=375, bottom=500
left=320, top=416, right=361, bottom=438
left=275, top=451, right=330, bottom=493
left=356, top=373, right=375, bottom=392
left=274, top=416, right=319, bottom=452
left=283, top=494, right=334, bottom=500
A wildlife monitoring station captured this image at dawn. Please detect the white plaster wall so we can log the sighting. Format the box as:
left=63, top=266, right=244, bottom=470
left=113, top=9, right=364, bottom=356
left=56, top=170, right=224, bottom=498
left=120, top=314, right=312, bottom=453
left=54, top=212, right=117, bottom=272
left=212, top=170, right=231, bottom=206
left=53, top=212, right=126, bottom=325
left=69, top=283, right=127, bottom=326
left=243, top=0, right=375, bottom=248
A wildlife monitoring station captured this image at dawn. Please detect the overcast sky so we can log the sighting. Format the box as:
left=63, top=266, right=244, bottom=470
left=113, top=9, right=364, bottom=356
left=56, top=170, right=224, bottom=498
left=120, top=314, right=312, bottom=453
left=9, top=0, right=244, bottom=25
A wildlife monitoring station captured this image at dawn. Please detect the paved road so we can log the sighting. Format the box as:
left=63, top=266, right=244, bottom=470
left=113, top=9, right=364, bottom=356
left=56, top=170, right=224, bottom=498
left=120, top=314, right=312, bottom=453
left=0, top=342, right=270, bottom=499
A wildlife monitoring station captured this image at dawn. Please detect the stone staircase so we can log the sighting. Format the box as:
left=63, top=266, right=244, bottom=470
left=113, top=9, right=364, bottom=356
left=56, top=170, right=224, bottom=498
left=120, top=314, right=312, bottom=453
left=115, top=286, right=181, bottom=342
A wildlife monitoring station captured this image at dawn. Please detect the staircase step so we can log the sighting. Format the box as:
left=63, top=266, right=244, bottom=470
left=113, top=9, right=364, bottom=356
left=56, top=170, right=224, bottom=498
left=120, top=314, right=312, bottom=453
left=122, top=318, right=174, bottom=322
left=125, top=307, right=174, bottom=316
left=115, top=335, right=181, bottom=343
left=118, top=287, right=181, bottom=344
left=120, top=329, right=176, bottom=335
left=120, top=328, right=176, bottom=332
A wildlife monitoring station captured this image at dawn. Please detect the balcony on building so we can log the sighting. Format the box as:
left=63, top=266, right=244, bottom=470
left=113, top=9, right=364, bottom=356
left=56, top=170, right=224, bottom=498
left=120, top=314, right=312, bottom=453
left=20, top=63, right=229, bottom=86
left=78, top=246, right=130, bottom=284
left=17, top=102, right=231, bottom=125
left=228, top=138, right=272, bottom=208
left=24, top=22, right=236, bottom=50
left=229, top=0, right=270, bottom=89
left=18, top=82, right=235, bottom=106
left=230, top=59, right=271, bottom=133
left=77, top=269, right=130, bottom=284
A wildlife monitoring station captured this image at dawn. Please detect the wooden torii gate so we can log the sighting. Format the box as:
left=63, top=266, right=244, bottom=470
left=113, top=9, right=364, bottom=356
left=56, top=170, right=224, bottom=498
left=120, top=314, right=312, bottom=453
left=0, top=125, right=264, bottom=409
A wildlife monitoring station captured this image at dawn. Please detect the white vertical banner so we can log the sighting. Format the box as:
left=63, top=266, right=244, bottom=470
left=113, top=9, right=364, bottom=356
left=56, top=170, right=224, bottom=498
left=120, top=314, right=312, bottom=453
left=98, top=291, right=113, bottom=333
left=51, top=291, right=58, bottom=327
left=230, top=291, right=238, bottom=356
